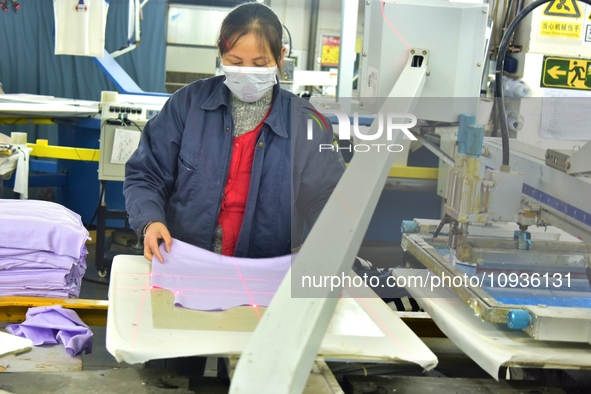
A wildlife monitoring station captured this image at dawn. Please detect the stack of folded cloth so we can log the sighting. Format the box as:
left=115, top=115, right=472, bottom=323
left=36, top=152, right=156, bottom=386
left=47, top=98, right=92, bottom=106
left=0, top=200, right=90, bottom=298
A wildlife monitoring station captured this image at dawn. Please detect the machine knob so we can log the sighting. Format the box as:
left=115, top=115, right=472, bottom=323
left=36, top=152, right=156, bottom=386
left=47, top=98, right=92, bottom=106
left=506, top=309, right=532, bottom=329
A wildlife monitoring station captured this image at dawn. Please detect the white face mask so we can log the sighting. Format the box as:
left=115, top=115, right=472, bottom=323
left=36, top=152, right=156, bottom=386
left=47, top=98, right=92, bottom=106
left=222, top=65, right=277, bottom=103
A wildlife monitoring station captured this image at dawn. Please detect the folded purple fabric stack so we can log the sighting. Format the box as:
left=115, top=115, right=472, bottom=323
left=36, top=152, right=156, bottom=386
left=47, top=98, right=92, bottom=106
left=0, top=200, right=90, bottom=298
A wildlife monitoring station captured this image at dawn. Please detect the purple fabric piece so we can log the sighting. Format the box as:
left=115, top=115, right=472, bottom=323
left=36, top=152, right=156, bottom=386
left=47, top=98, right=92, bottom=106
left=0, top=256, right=86, bottom=298
left=0, top=277, right=82, bottom=298
left=0, top=248, right=87, bottom=270
left=0, top=288, right=74, bottom=298
left=150, top=238, right=292, bottom=311
left=0, top=200, right=90, bottom=259
left=6, top=306, right=93, bottom=356
left=0, top=268, right=72, bottom=285
left=0, top=245, right=89, bottom=258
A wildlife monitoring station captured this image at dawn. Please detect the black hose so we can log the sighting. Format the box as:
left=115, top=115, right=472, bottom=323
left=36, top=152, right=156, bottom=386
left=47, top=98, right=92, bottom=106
left=495, top=0, right=537, bottom=167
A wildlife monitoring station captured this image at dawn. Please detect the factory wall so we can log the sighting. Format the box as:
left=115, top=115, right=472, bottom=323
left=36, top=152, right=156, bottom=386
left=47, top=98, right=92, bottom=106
left=265, top=0, right=365, bottom=71
left=165, top=0, right=366, bottom=81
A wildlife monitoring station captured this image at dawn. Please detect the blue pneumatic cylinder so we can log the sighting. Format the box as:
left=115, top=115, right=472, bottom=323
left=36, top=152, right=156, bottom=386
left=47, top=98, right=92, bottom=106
left=401, top=220, right=419, bottom=234
left=506, top=309, right=532, bottom=330
left=457, top=114, right=484, bottom=158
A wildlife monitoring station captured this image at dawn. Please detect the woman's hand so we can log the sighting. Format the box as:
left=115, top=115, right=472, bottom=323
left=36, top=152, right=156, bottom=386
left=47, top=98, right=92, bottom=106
left=144, top=222, right=172, bottom=263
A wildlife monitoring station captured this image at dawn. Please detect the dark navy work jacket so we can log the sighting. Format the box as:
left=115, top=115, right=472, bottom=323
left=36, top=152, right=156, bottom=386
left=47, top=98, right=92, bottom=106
left=124, top=76, right=345, bottom=258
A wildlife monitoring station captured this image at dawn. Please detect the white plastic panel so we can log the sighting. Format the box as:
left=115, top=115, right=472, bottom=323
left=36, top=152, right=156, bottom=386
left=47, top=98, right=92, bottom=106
left=167, top=5, right=229, bottom=47
left=360, top=0, right=488, bottom=122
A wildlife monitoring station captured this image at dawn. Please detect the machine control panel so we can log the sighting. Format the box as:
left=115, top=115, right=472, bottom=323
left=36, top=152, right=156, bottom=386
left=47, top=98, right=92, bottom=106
left=100, top=101, right=161, bottom=123
left=98, top=97, right=165, bottom=180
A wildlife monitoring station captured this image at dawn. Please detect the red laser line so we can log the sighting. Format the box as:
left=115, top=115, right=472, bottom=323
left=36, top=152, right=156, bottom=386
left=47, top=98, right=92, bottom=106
left=114, top=285, right=277, bottom=296
left=230, top=257, right=261, bottom=320
left=355, top=296, right=417, bottom=364
left=251, top=304, right=261, bottom=319
left=150, top=272, right=283, bottom=282
left=131, top=282, right=149, bottom=350
left=380, top=1, right=411, bottom=50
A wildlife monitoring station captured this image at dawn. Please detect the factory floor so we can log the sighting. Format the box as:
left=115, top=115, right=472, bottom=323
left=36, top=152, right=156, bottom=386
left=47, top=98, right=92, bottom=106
left=2, top=237, right=590, bottom=393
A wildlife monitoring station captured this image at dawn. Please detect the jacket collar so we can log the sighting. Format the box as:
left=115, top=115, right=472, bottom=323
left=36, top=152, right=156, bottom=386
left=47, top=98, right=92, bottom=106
left=201, top=77, right=288, bottom=138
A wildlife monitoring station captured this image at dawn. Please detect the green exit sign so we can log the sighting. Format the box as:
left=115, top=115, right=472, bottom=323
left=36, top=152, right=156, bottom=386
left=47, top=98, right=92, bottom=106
left=541, top=56, right=591, bottom=90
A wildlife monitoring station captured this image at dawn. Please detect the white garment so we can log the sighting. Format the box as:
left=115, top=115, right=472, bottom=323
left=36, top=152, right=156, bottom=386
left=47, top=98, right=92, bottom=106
left=0, top=154, right=18, bottom=178
left=53, top=0, right=109, bottom=57
left=13, top=146, right=30, bottom=199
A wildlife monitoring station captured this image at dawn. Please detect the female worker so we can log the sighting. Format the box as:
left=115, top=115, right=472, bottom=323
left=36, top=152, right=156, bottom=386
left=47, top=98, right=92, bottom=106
left=123, top=2, right=345, bottom=263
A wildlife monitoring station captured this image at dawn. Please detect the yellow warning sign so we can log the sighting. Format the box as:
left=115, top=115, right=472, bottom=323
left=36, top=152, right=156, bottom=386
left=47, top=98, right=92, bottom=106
left=321, top=35, right=340, bottom=67
left=540, top=20, right=582, bottom=38
left=544, top=0, right=581, bottom=18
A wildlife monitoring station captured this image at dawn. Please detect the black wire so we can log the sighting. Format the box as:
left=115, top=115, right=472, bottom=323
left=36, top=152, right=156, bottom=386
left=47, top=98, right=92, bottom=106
left=87, top=180, right=106, bottom=228
left=126, top=119, right=144, bottom=132
left=282, top=24, right=292, bottom=58
left=494, top=0, right=591, bottom=168
left=0, top=118, right=26, bottom=125
left=501, top=0, right=516, bottom=33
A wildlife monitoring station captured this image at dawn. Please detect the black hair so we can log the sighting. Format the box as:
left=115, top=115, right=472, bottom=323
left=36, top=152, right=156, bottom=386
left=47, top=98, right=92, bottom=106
left=217, top=2, right=283, bottom=68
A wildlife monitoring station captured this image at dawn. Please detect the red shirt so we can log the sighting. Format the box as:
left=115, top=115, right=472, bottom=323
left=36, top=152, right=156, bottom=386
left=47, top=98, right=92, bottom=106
left=217, top=117, right=267, bottom=256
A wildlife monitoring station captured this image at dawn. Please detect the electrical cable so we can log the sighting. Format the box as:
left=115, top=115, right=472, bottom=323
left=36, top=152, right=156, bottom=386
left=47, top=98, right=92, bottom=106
left=494, top=0, right=591, bottom=168
left=126, top=119, right=144, bottom=133
left=0, top=118, right=25, bottom=125
left=87, top=180, right=106, bottom=228
left=501, top=0, right=516, bottom=31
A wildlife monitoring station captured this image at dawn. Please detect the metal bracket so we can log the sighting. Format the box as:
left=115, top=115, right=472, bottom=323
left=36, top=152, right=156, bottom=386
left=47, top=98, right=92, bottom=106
left=545, top=149, right=570, bottom=172
left=546, top=142, right=591, bottom=175
left=566, top=141, right=591, bottom=175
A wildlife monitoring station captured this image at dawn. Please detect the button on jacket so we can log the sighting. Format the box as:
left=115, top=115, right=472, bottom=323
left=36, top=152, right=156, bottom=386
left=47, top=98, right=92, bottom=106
left=124, top=76, right=345, bottom=258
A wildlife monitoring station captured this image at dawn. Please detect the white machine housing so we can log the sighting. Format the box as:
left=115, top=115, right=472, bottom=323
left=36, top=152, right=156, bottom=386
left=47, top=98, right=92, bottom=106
left=98, top=97, right=164, bottom=181
left=360, top=0, right=489, bottom=122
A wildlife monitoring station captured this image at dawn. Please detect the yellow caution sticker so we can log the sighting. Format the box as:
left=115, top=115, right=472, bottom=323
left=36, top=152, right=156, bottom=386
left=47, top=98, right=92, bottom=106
left=544, top=0, right=581, bottom=18
left=540, top=20, right=582, bottom=38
